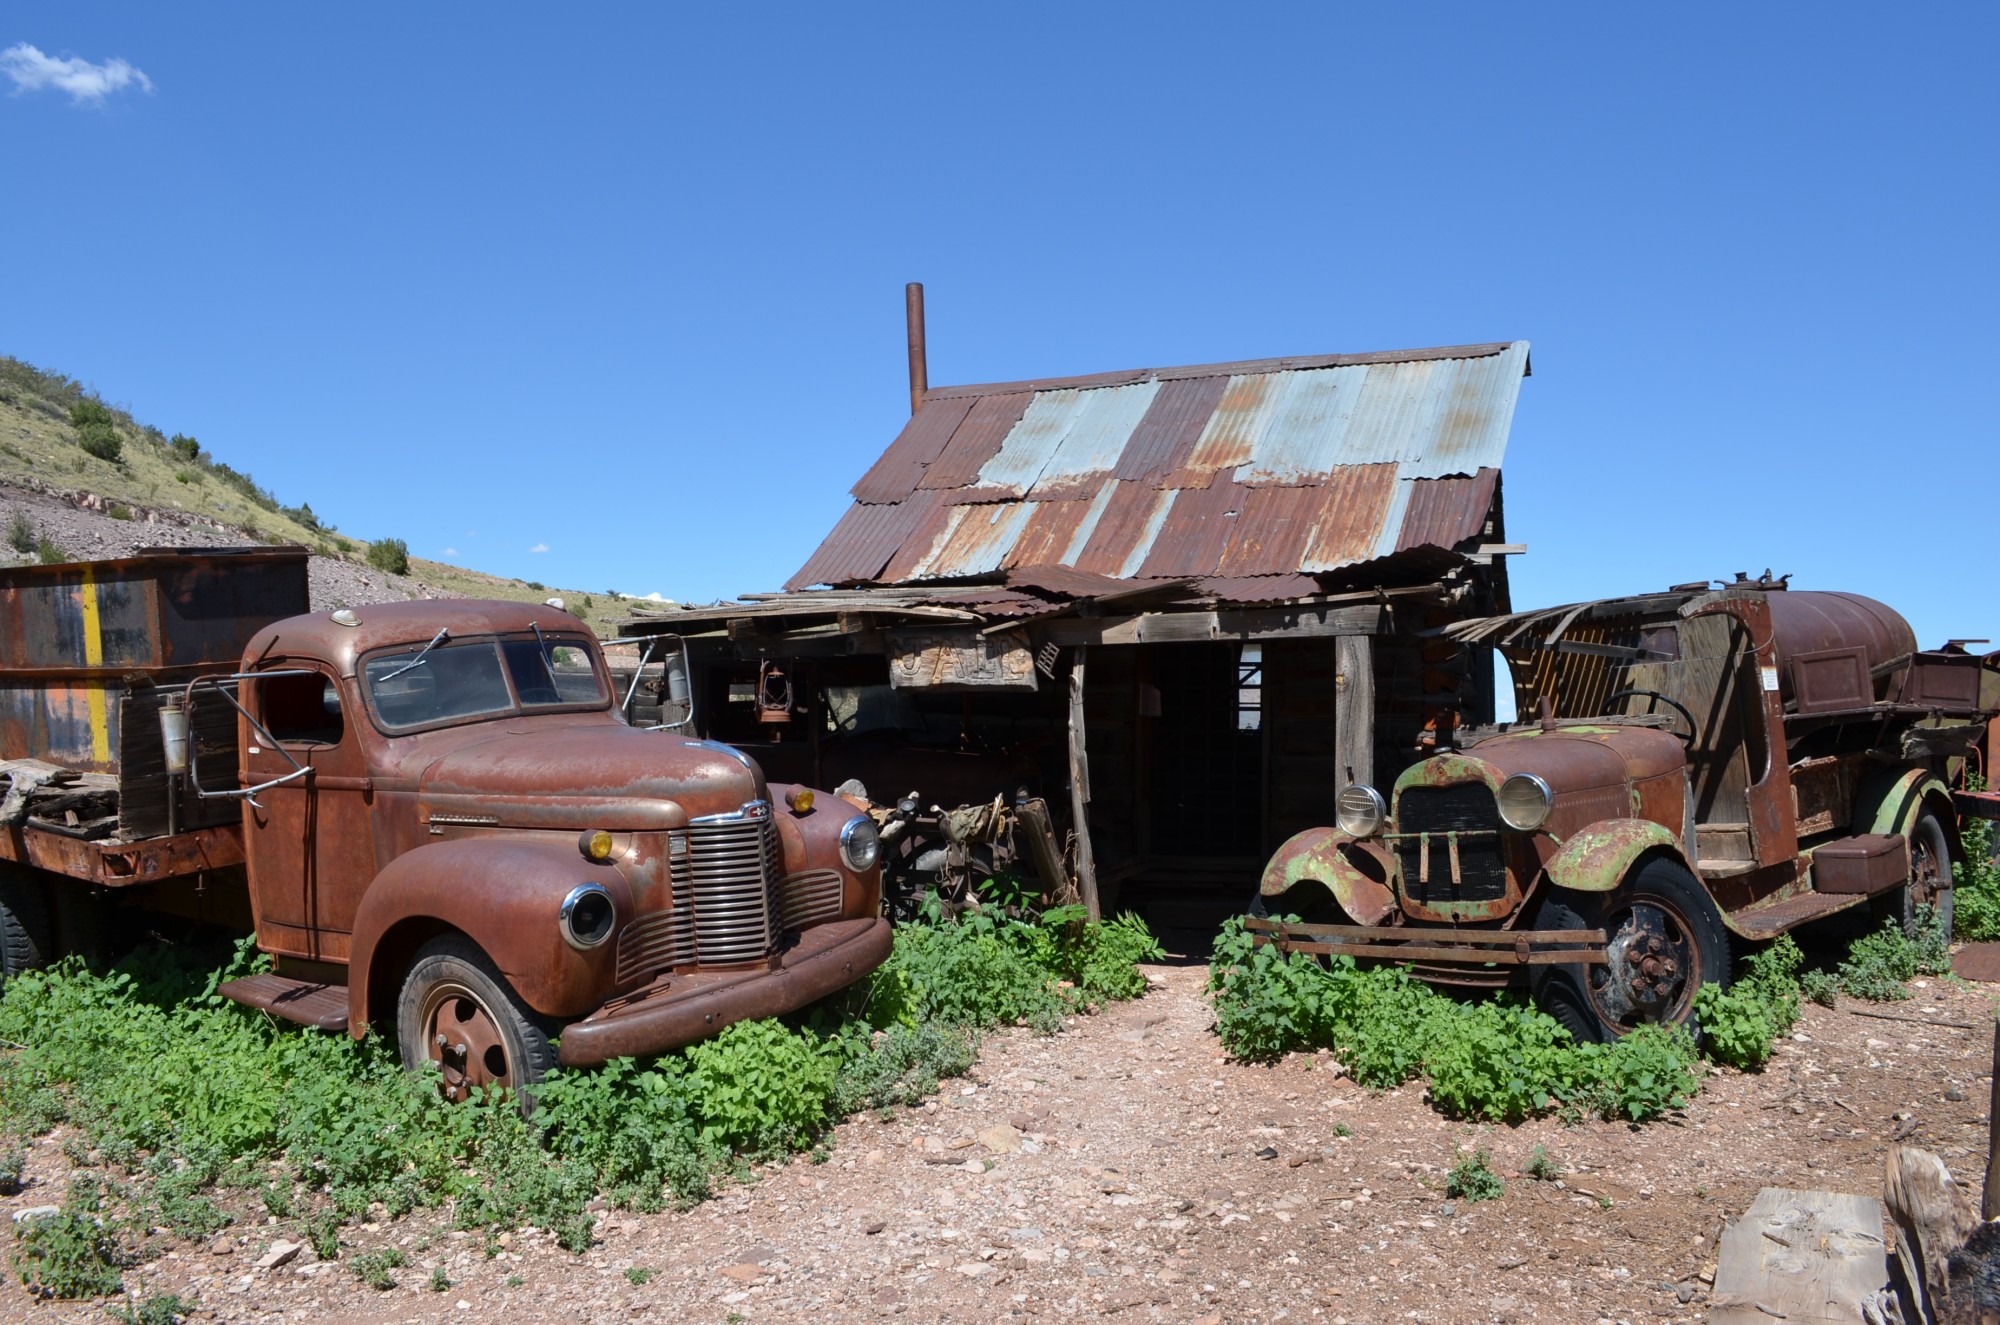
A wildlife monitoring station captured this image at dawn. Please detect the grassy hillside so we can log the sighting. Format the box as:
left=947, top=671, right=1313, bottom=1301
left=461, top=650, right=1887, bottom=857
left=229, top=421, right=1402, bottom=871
left=0, top=356, right=631, bottom=634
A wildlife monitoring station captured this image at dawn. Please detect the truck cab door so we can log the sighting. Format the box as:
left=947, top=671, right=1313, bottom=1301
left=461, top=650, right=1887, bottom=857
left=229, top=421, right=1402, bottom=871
left=241, top=665, right=378, bottom=965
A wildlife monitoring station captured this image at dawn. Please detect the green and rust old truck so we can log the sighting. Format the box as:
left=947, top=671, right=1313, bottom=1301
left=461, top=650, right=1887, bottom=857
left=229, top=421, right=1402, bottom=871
left=0, top=547, right=890, bottom=1097
left=1251, top=578, right=1993, bottom=1041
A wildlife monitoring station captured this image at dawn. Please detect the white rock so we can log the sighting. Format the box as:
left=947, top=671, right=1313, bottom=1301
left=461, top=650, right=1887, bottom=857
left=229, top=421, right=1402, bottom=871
left=255, top=1240, right=301, bottom=1270
left=10, top=1205, right=59, bottom=1224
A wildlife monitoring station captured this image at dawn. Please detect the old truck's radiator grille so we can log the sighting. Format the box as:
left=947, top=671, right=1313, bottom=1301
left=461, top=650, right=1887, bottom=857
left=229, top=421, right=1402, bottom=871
left=780, top=869, right=844, bottom=930
left=1394, top=783, right=1510, bottom=905
left=614, top=811, right=780, bottom=981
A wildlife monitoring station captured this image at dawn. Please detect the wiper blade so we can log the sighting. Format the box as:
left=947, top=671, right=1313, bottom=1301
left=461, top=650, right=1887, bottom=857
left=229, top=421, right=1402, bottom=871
left=376, top=627, right=450, bottom=683
left=529, top=621, right=561, bottom=688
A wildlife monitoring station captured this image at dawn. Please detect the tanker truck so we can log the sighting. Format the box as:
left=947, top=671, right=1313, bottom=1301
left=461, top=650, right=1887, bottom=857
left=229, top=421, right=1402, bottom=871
left=1251, top=576, right=1993, bottom=1041
left=0, top=546, right=891, bottom=1098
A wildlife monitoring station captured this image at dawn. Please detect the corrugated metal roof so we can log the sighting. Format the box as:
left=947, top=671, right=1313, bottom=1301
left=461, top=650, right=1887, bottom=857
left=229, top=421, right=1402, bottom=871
left=787, top=339, right=1528, bottom=594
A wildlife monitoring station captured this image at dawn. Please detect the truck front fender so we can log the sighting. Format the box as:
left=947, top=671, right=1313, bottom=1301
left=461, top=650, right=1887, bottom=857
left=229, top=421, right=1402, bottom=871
left=1258, top=828, right=1396, bottom=926
left=1545, top=819, right=1688, bottom=892
left=349, top=837, right=636, bottom=1036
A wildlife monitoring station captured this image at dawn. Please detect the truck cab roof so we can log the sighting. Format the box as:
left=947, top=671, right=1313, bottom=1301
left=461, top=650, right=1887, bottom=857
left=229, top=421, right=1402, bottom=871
left=244, top=599, right=595, bottom=679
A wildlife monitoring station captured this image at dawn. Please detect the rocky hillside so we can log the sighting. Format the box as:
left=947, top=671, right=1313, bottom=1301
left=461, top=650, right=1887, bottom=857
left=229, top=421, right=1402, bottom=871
left=0, top=356, right=628, bottom=633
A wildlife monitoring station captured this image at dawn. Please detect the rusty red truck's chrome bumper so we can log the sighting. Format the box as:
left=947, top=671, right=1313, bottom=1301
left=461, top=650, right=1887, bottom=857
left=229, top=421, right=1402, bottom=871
left=556, top=916, right=894, bottom=1067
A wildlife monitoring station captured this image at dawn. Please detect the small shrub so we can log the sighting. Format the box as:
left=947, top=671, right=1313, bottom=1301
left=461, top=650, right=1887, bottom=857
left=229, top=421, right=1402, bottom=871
left=174, top=470, right=194, bottom=485
left=625, top=1267, right=655, bottom=1285
left=1445, top=1146, right=1503, bottom=1202
left=8, top=1183, right=128, bottom=1299
left=350, top=1247, right=407, bottom=1291
left=1956, top=794, right=2000, bottom=940
left=1525, top=1145, right=1560, bottom=1181
left=366, top=538, right=410, bottom=576
left=525, top=580, right=545, bottom=591
left=1693, top=935, right=1803, bottom=1070
left=108, top=1291, right=195, bottom=1325
left=107, top=504, right=133, bottom=521
left=0, top=1145, right=23, bottom=1194
left=36, top=535, right=67, bottom=565
left=832, top=1022, right=978, bottom=1113
left=428, top=1267, right=450, bottom=1292
left=305, top=1211, right=341, bottom=1262
left=77, top=423, right=123, bottom=463
left=7, top=510, right=34, bottom=552
left=168, top=434, right=200, bottom=462
left=1801, top=968, right=1841, bottom=1008
left=1838, top=918, right=1929, bottom=1002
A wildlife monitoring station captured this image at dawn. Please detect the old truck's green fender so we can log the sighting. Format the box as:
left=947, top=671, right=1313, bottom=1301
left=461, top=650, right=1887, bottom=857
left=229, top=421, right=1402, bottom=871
left=1544, top=818, right=1689, bottom=892
left=1258, top=827, right=1397, bottom=925
left=1854, top=767, right=1958, bottom=854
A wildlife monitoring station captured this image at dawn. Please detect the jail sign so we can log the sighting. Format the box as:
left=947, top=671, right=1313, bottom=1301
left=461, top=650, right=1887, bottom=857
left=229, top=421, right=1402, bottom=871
left=886, top=630, right=1039, bottom=692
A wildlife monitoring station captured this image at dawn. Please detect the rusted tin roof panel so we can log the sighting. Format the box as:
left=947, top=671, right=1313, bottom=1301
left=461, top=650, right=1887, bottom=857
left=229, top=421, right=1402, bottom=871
left=1001, top=498, right=1093, bottom=571
left=908, top=502, right=1038, bottom=580
left=1396, top=468, right=1499, bottom=553
left=850, top=397, right=975, bottom=503
left=1133, top=478, right=1246, bottom=579
left=876, top=489, right=967, bottom=583
left=1198, top=572, right=1321, bottom=604
left=788, top=487, right=951, bottom=590
left=1113, top=375, right=1230, bottom=483
left=1216, top=484, right=1325, bottom=577
left=1296, top=462, right=1401, bottom=572
left=917, top=392, right=1033, bottom=490
left=1026, top=381, right=1162, bottom=497
left=969, top=389, right=1083, bottom=496
left=1234, top=368, right=1367, bottom=486
left=1070, top=481, right=1176, bottom=578
left=1185, top=374, right=1281, bottom=476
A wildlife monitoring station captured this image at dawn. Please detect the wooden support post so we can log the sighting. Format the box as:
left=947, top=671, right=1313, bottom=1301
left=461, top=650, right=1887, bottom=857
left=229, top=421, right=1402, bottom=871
left=1068, top=657, right=1101, bottom=922
left=1984, top=1019, right=2000, bottom=1221
left=1334, top=635, right=1374, bottom=790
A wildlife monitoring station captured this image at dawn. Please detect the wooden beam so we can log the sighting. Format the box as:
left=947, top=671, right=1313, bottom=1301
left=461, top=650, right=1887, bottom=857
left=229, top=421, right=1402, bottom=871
left=1068, top=656, right=1100, bottom=923
left=1711, top=1187, right=1892, bottom=1324
left=1040, top=603, right=1392, bottom=647
left=1335, top=635, right=1373, bottom=791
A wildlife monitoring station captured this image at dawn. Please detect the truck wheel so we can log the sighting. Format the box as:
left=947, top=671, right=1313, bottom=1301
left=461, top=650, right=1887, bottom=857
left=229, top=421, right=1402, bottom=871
left=1533, top=856, right=1730, bottom=1042
left=396, top=936, right=556, bottom=1108
left=1880, top=810, right=1953, bottom=938
left=0, top=870, right=51, bottom=983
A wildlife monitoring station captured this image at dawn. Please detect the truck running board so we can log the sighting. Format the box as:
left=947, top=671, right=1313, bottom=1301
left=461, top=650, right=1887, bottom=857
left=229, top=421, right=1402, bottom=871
left=218, top=974, right=349, bottom=1032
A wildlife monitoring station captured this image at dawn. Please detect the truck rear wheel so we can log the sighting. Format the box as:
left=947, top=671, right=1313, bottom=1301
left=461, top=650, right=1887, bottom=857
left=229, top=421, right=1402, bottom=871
left=1880, top=810, right=1953, bottom=938
left=396, top=936, right=556, bottom=1109
left=1533, top=856, right=1730, bottom=1042
left=0, top=869, right=51, bottom=983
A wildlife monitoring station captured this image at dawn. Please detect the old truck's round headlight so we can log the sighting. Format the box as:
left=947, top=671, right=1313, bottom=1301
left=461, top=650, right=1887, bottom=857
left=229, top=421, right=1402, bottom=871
left=840, top=816, right=881, bottom=872
left=560, top=884, right=616, bottom=950
left=1335, top=784, right=1387, bottom=838
left=1497, top=773, right=1555, bottom=831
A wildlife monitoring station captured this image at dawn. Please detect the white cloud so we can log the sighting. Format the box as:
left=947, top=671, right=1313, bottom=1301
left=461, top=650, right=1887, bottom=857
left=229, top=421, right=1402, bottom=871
left=528, top=542, right=549, bottom=553
left=441, top=547, right=458, bottom=557
left=1, top=43, right=153, bottom=104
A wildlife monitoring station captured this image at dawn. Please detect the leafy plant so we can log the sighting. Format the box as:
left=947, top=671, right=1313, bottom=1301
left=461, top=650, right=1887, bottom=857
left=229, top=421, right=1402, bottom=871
left=1524, top=1145, right=1560, bottom=1181
left=625, top=1266, right=655, bottom=1285
left=8, top=1181, right=128, bottom=1299
left=1800, top=968, right=1841, bottom=1008
left=366, top=538, right=410, bottom=575
left=108, top=1291, right=195, bottom=1325
left=0, top=1144, right=22, bottom=1194
left=107, top=504, right=134, bottom=521
left=1835, top=912, right=1946, bottom=1002
left=36, top=534, right=67, bottom=565
left=168, top=434, right=201, bottom=462
left=1445, top=1146, right=1503, bottom=1202
left=1957, top=793, right=2000, bottom=940
left=350, top=1247, right=407, bottom=1291
left=1693, top=935, right=1803, bottom=1070
left=6, top=510, right=34, bottom=553
left=429, top=1267, right=451, bottom=1292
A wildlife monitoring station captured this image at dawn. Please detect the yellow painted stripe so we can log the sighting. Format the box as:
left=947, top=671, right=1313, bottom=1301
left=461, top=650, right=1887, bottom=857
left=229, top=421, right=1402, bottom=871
left=78, top=565, right=110, bottom=765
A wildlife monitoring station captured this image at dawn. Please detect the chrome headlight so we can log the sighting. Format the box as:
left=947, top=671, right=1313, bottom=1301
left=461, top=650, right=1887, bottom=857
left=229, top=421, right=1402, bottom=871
left=559, top=883, right=616, bottom=950
left=1335, top=784, right=1387, bottom=838
left=1497, top=773, right=1554, bottom=831
left=840, top=815, right=881, bottom=872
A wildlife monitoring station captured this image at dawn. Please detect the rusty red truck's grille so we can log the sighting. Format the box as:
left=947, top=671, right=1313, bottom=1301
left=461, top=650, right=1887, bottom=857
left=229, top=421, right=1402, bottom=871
left=614, top=809, right=782, bottom=982
left=780, top=869, right=844, bottom=930
left=1393, top=783, right=1510, bottom=906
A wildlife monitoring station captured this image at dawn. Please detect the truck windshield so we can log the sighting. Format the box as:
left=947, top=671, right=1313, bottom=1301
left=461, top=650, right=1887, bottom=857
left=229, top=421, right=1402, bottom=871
left=363, top=634, right=607, bottom=731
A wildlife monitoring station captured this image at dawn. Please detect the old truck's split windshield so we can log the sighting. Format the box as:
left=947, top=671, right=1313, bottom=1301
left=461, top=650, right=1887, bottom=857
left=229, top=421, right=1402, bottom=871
left=364, top=635, right=607, bottom=731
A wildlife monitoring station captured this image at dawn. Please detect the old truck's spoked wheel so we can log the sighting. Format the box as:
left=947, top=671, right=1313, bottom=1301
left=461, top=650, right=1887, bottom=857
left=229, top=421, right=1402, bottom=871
left=1588, top=896, right=1701, bottom=1031
left=419, top=980, right=513, bottom=1103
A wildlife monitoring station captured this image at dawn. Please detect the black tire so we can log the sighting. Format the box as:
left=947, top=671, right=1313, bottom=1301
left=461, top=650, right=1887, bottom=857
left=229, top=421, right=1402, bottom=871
left=49, top=885, right=111, bottom=971
left=1532, top=856, right=1731, bottom=1041
left=0, top=868, right=51, bottom=983
left=1882, top=810, right=1954, bottom=938
left=396, top=935, right=557, bottom=1112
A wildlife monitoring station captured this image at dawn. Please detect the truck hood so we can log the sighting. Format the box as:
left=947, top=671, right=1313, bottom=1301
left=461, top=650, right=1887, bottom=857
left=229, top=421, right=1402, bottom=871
left=416, top=725, right=768, bottom=827
left=1454, top=724, right=1685, bottom=791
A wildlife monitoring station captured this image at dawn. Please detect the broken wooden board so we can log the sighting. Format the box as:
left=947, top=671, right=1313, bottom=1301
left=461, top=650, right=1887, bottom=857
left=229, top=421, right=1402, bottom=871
left=1712, top=1187, right=1892, bottom=1324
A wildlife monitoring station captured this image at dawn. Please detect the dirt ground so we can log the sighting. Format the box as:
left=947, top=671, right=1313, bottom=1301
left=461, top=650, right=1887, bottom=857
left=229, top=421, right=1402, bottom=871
left=5, top=959, right=1995, bottom=1325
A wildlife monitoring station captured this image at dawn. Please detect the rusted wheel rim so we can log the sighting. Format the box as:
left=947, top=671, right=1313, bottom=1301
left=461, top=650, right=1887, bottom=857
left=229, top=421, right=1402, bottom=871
left=1587, top=898, right=1700, bottom=1032
left=1911, top=826, right=1946, bottom=910
left=417, top=979, right=513, bottom=1102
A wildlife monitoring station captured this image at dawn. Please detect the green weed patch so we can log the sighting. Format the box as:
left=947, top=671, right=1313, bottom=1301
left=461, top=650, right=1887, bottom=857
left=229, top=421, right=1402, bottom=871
left=0, top=909, right=1158, bottom=1298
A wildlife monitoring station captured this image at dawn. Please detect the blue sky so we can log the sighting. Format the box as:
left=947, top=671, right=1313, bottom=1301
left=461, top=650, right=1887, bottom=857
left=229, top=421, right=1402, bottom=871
left=1, top=6, right=1993, bottom=646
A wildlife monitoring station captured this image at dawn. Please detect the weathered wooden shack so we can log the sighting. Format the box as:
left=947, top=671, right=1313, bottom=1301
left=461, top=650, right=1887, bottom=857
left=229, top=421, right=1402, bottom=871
left=623, top=328, right=1532, bottom=935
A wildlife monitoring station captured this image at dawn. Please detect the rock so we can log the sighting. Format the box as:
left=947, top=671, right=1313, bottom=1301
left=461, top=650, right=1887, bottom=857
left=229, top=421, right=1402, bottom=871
left=729, top=1244, right=779, bottom=1265
left=1008, top=1112, right=1036, bottom=1131
left=718, top=1263, right=768, bottom=1283
left=1677, top=1283, right=1698, bottom=1304
left=210, top=1235, right=237, bottom=1255
left=862, top=1149, right=887, bottom=1165
left=953, top=1261, right=992, bottom=1277
left=1254, top=1146, right=1279, bottom=1161
left=255, top=1240, right=301, bottom=1270
left=978, top=1124, right=1023, bottom=1155
left=1008, top=1227, right=1044, bottom=1244
left=11, top=1205, right=58, bottom=1224
left=1948, top=1087, right=1967, bottom=1102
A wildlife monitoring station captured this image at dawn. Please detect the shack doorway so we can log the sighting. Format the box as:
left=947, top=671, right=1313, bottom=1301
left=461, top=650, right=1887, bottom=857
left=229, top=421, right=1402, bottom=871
left=1147, top=642, right=1262, bottom=859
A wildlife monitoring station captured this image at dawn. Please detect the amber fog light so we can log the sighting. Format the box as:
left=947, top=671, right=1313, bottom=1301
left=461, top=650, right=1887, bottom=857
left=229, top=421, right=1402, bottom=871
left=560, top=884, right=616, bottom=950
left=580, top=829, right=616, bottom=862
left=785, top=787, right=816, bottom=814
left=1497, top=773, right=1554, bottom=831
left=1335, top=785, right=1387, bottom=838
left=840, top=816, right=880, bottom=872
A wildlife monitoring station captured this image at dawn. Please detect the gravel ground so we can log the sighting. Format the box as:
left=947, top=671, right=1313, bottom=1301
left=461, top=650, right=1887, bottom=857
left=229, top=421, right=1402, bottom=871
left=0, top=480, right=436, bottom=611
left=5, top=960, right=1994, bottom=1325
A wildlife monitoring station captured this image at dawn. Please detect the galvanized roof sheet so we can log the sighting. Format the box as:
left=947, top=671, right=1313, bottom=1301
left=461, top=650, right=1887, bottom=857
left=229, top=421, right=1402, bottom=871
left=786, top=339, right=1528, bottom=596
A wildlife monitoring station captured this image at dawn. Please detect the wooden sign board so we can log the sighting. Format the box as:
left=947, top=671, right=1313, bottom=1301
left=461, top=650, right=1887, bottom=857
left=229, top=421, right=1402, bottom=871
left=887, top=630, right=1038, bottom=692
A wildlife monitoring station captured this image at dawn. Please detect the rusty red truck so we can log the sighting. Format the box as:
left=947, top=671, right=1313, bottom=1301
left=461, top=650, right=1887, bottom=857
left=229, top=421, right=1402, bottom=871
left=1251, top=578, right=1992, bottom=1041
left=0, top=547, right=890, bottom=1098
